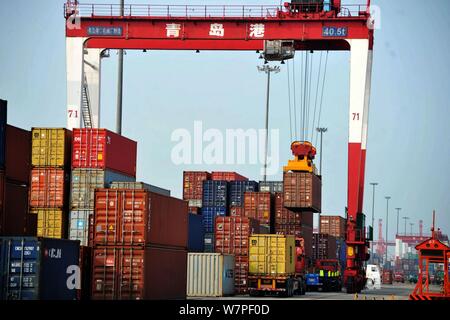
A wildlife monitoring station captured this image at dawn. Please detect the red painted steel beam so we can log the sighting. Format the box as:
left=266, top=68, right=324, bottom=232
left=66, top=17, right=372, bottom=50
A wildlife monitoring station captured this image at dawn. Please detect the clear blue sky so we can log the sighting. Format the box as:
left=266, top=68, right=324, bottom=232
left=0, top=0, right=449, bottom=245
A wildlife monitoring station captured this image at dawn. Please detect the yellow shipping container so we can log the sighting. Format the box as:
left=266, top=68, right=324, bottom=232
left=33, top=209, right=66, bottom=239
left=249, top=234, right=295, bottom=275
left=31, top=128, right=71, bottom=167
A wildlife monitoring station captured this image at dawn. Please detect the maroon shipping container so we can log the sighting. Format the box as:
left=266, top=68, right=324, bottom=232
left=5, top=125, right=31, bottom=183
left=94, top=189, right=188, bottom=248
left=274, top=224, right=313, bottom=258
left=0, top=172, right=34, bottom=236
left=78, top=246, right=92, bottom=300
left=230, top=206, right=244, bottom=217
left=283, top=172, right=321, bottom=212
left=274, top=192, right=300, bottom=225
left=72, top=128, right=137, bottom=177
left=243, top=192, right=272, bottom=225
left=235, top=255, right=249, bottom=294
left=183, top=171, right=210, bottom=201
left=91, top=246, right=187, bottom=300
left=215, top=216, right=260, bottom=256
left=320, top=215, right=346, bottom=239
left=312, top=233, right=337, bottom=260
left=29, top=168, right=69, bottom=208
left=211, top=171, right=248, bottom=181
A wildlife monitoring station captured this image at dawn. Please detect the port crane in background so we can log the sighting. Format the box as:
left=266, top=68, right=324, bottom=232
left=64, top=0, right=375, bottom=293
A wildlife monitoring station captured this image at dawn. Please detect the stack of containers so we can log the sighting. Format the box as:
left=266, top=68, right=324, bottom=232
left=202, top=180, right=228, bottom=252
left=183, top=171, right=210, bottom=214
left=69, top=128, right=136, bottom=247
left=29, top=128, right=72, bottom=239
left=229, top=180, right=259, bottom=217
left=258, top=181, right=283, bottom=194
left=0, top=100, right=34, bottom=236
left=320, top=215, right=346, bottom=270
left=215, top=216, right=260, bottom=294
left=274, top=192, right=314, bottom=258
left=91, top=189, right=189, bottom=300
left=243, top=191, right=273, bottom=233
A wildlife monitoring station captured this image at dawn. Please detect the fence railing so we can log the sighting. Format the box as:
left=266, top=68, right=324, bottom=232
left=64, top=2, right=369, bottom=19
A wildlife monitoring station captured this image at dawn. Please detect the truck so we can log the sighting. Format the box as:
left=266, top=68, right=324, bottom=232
left=248, top=235, right=307, bottom=297
left=305, top=259, right=342, bottom=292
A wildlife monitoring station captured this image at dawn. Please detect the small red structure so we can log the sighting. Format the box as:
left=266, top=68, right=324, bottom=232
left=409, top=211, right=450, bottom=300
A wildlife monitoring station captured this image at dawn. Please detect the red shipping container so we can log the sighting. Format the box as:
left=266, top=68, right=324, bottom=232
left=72, top=128, right=137, bottom=177
left=0, top=172, right=34, bottom=236
left=274, top=192, right=301, bottom=225
left=235, top=255, right=249, bottom=294
left=215, top=216, right=259, bottom=256
left=230, top=206, right=244, bottom=217
left=5, top=125, right=31, bottom=183
left=312, top=233, right=337, bottom=260
left=283, top=172, right=321, bottom=212
left=29, top=168, right=69, bottom=208
left=243, top=192, right=272, bottom=225
left=211, top=171, right=248, bottom=181
left=94, top=189, right=188, bottom=248
left=92, top=246, right=187, bottom=300
left=183, top=171, right=210, bottom=201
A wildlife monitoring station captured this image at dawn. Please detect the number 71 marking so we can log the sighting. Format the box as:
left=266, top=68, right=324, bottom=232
left=352, top=113, right=360, bottom=120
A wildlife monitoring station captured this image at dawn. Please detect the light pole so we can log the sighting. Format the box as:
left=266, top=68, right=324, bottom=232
left=316, top=127, right=328, bottom=175
left=116, top=0, right=125, bottom=135
left=402, top=216, right=409, bottom=235
left=385, top=196, right=391, bottom=265
left=369, top=182, right=378, bottom=263
left=410, top=223, right=414, bottom=235
left=395, top=208, right=401, bottom=237
left=258, top=65, right=280, bottom=182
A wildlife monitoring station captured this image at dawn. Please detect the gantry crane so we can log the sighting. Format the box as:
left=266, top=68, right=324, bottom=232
left=64, top=0, right=375, bottom=293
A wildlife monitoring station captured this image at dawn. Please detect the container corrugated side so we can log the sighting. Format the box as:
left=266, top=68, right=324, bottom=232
left=5, top=125, right=31, bottom=183
left=92, top=246, right=187, bottom=300
left=0, top=100, right=6, bottom=169
left=31, top=128, right=72, bottom=168
left=69, top=210, right=92, bottom=246
left=187, top=253, right=235, bottom=297
left=29, top=168, right=69, bottom=208
left=33, top=209, right=67, bottom=239
left=188, top=213, right=204, bottom=252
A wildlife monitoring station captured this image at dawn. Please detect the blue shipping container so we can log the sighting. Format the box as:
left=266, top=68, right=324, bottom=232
left=188, top=214, right=205, bottom=252
left=202, top=207, right=227, bottom=233
left=204, top=233, right=215, bottom=253
left=0, top=99, right=7, bottom=168
left=229, top=180, right=259, bottom=207
left=202, top=180, right=228, bottom=207
left=338, top=240, right=347, bottom=273
left=0, top=237, right=80, bottom=300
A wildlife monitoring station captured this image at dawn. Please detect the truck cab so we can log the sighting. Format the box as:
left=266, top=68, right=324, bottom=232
left=365, top=264, right=382, bottom=289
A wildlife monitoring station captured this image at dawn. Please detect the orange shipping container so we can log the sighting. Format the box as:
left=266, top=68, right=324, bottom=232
left=243, top=192, right=272, bottom=225
left=94, top=189, right=188, bottom=248
left=29, top=168, right=69, bottom=208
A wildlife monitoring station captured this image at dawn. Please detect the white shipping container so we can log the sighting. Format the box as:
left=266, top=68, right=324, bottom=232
left=188, top=199, right=202, bottom=207
left=395, top=239, right=403, bottom=258
left=187, top=253, right=235, bottom=297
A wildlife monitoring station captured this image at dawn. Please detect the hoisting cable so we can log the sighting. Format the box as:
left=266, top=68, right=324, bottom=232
left=287, top=60, right=293, bottom=142
left=302, top=51, right=309, bottom=142
left=314, top=50, right=329, bottom=147
left=298, top=52, right=303, bottom=141
left=292, top=57, right=298, bottom=141
left=307, top=51, right=314, bottom=142
left=310, top=51, right=323, bottom=143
